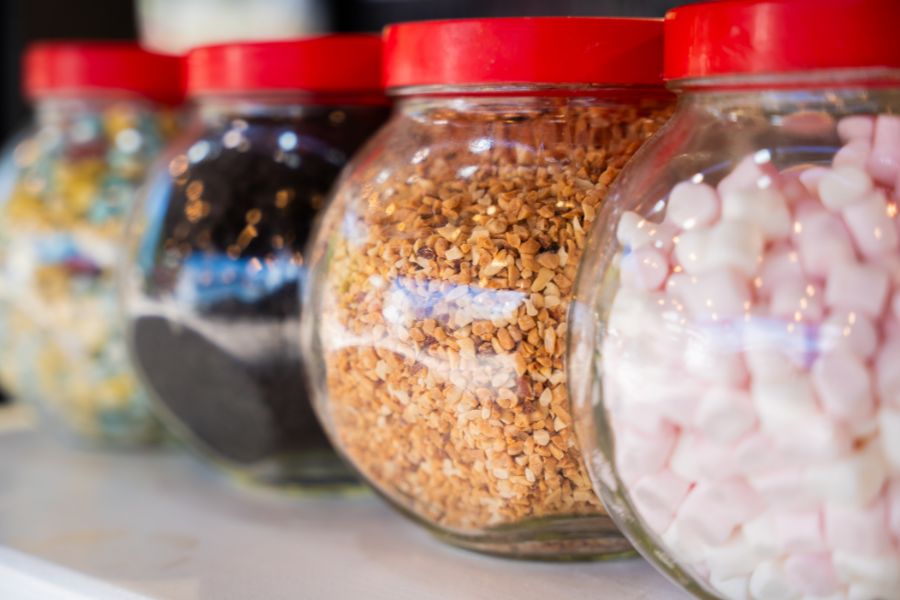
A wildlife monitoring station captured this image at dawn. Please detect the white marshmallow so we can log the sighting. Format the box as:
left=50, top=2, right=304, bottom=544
left=710, top=573, right=750, bottom=600
left=722, top=185, right=792, bottom=241
left=811, top=351, right=876, bottom=428
left=706, top=533, right=773, bottom=580
left=834, top=551, right=900, bottom=591
left=694, top=386, right=757, bottom=443
left=749, top=560, right=802, bottom=600
left=629, top=469, right=691, bottom=534
left=879, top=407, right=900, bottom=471
left=818, top=165, right=874, bottom=210
left=805, top=443, right=887, bottom=506
left=825, top=262, right=890, bottom=318
left=749, top=470, right=821, bottom=511
left=614, top=423, right=677, bottom=485
left=742, top=512, right=781, bottom=557
left=876, top=340, right=900, bottom=408
left=667, top=181, right=720, bottom=230
left=670, top=434, right=735, bottom=483
left=842, top=190, right=900, bottom=258
left=706, top=220, right=765, bottom=277
left=662, top=519, right=710, bottom=564
left=676, top=478, right=765, bottom=546
left=752, top=376, right=819, bottom=432
left=683, top=324, right=749, bottom=387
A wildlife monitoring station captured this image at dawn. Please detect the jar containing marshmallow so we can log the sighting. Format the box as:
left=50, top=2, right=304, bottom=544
left=569, top=0, right=900, bottom=598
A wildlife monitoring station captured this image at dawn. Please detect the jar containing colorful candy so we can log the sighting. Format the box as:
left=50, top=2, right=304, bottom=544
left=0, top=43, right=181, bottom=445
left=571, top=0, right=900, bottom=597
left=121, top=37, right=389, bottom=486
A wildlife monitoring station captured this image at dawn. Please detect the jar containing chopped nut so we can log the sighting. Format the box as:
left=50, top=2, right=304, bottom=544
left=570, top=0, right=900, bottom=597
left=0, top=43, right=181, bottom=445
left=121, top=37, right=389, bottom=486
left=302, top=18, right=673, bottom=558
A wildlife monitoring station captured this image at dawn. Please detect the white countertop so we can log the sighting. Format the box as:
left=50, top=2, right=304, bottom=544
left=0, top=405, right=687, bottom=600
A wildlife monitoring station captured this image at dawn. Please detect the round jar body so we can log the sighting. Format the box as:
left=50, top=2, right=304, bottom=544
left=0, top=96, right=173, bottom=444
left=572, top=73, right=900, bottom=597
left=123, top=96, right=389, bottom=487
left=303, top=91, right=673, bottom=558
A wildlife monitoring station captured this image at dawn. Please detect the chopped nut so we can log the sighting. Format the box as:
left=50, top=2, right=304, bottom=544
left=317, top=98, right=672, bottom=536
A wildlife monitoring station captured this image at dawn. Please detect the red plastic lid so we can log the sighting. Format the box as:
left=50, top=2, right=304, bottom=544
left=665, top=0, right=900, bottom=81
left=187, top=35, right=384, bottom=97
left=24, top=42, right=184, bottom=105
left=383, top=17, right=664, bottom=90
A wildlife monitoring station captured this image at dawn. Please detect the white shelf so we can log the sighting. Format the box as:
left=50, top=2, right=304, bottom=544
left=0, top=407, right=687, bottom=600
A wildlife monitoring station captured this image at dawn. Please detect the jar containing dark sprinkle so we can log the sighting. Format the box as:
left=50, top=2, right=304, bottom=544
left=302, top=18, right=674, bottom=557
left=121, top=36, right=389, bottom=486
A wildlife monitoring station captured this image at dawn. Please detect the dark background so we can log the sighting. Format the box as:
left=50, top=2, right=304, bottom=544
left=0, top=0, right=692, bottom=145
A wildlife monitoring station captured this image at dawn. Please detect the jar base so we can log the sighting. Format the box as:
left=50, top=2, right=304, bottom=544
left=225, top=449, right=364, bottom=495
left=430, top=515, right=636, bottom=562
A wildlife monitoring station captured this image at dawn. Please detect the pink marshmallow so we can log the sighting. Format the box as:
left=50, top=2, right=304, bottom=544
left=666, top=181, right=720, bottom=230
left=769, top=279, right=825, bottom=322
left=867, top=115, right=900, bottom=185
left=772, top=511, right=826, bottom=553
left=784, top=553, right=842, bottom=596
left=838, top=115, right=876, bottom=143
left=670, top=433, right=737, bottom=483
left=614, top=423, right=678, bottom=485
left=826, top=495, right=895, bottom=555
left=818, top=309, right=878, bottom=360
left=676, top=478, right=765, bottom=545
left=718, top=151, right=782, bottom=197
left=772, top=415, right=853, bottom=464
left=876, top=340, right=900, bottom=408
left=825, top=262, right=890, bottom=318
left=630, top=469, right=692, bottom=534
left=794, top=209, right=857, bottom=279
left=818, top=165, right=874, bottom=210
left=811, top=351, right=876, bottom=427
left=888, top=479, right=900, bottom=541
left=620, top=246, right=670, bottom=291
left=676, top=269, right=752, bottom=321
left=842, top=190, right=899, bottom=258
left=756, top=245, right=804, bottom=298
left=750, top=469, right=820, bottom=510
left=833, top=138, right=872, bottom=170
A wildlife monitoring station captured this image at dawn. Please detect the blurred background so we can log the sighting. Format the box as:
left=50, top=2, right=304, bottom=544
left=0, top=0, right=693, bottom=145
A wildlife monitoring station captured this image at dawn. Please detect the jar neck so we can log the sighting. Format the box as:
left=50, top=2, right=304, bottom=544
left=192, top=93, right=388, bottom=121
left=392, top=87, right=671, bottom=115
left=34, top=94, right=159, bottom=122
left=671, top=68, right=900, bottom=113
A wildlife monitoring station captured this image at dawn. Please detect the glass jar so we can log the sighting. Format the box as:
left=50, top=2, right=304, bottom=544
left=571, top=0, right=900, bottom=597
left=0, top=43, right=181, bottom=445
left=122, top=37, right=389, bottom=487
left=302, top=18, right=673, bottom=558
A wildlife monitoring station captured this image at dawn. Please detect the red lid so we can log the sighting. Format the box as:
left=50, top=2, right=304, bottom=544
left=383, top=17, right=664, bottom=90
left=24, top=42, right=184, bottom=104
left=665, top=0, right=900, bottom=81
left=187, top=35, right=384, bottom=97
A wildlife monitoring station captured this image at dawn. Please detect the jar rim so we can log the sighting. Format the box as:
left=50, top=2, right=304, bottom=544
left=384, top=17, right=664, bottom=89
left=389, top=83, right=671, bottom=99
left=187, top=35, right=384, bottom=98
left=665, top=0, right=900, bottom=81
left=668, top=67, right=900, bottom=92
